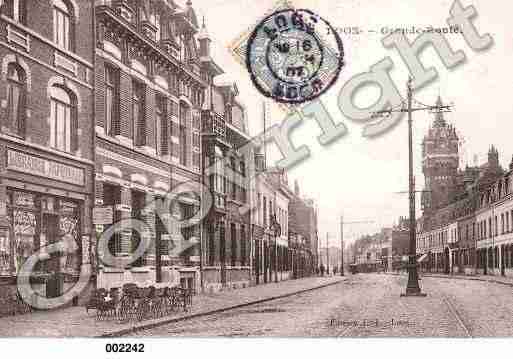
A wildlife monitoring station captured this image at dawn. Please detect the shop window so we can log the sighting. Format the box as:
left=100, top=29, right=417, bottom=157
left=3, top=0, right=26, bottom=24
left=53, top=0, right=74, bottom=51
left=50, top=85, right=76, bottom=153
left=5, top=63, right=26, bottom=136
left=3, top=190, right=80, bottom=275
left=58, top=200, right=80, bottom=274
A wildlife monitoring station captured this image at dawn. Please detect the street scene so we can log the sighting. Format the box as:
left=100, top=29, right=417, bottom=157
left=129, top=273, right=513, bottom=337
left=0, top=0, right=512, bottom=348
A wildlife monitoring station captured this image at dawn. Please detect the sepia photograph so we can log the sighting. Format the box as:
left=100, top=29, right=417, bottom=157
left=0, top=0, right=512, bottom=356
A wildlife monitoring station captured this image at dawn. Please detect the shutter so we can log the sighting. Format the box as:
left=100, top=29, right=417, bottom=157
left=95, top=57, right=106, bottom=129
left=118, top=71, right=131, bottom=139
left=160, top=97, right=168, bottom=155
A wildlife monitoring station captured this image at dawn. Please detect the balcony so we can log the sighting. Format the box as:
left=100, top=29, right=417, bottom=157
left=203, top=114, right=226, bottom=138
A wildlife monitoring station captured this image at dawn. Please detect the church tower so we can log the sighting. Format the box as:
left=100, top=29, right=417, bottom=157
left=421, top=97, right=459, bottom=214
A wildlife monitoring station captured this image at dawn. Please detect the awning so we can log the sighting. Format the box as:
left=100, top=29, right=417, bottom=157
left=417, top=253, right=429, bottom=263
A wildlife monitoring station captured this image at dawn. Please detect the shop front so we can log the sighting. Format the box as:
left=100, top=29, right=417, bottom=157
left=0, top=145, right=94, bottom=308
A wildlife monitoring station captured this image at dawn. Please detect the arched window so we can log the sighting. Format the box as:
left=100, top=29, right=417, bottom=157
left=6, top=63, right=26, bottom=135
left=53, top=0, right=74, bottom=51
left=50, top=85, right=76, bottom=152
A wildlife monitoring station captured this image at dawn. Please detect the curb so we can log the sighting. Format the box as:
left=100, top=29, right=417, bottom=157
left=421, top=273, right=513, bottom=287
left=385, top=272, right=513, bottom=287
left=97, top=278, right=346, bottom=338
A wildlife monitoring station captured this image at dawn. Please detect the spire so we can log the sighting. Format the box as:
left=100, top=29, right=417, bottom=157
left=433, top=96, right=446, bottom=128
left=197, top=15, right=210, bottom=40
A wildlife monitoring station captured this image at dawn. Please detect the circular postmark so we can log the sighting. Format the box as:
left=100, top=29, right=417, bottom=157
left=246, top=8, right=344, bottom=104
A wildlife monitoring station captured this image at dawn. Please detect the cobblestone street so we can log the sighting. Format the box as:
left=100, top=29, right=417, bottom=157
left=130, top=273, right=513, bottom=337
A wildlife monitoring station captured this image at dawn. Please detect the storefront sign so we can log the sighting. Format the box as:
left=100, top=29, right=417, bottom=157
left=92, top=206, right=114, bottom=225
left=7, top=150, right=85, bottom=186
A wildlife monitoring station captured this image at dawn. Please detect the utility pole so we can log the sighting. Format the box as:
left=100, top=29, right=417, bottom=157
left=372, top=77, right=452, bottom=297
left=340, top=216, right=374, bottom=276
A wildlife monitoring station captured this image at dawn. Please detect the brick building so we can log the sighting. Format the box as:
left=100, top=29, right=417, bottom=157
left=417, top=97, right=513, bottom=277
left=252, top=166, right=293, bottom=285
left=0, top=0, right=95, bottom=303
left=288, top=180, right=318, bottom=277
left=93, top=0, right=205, bottom=291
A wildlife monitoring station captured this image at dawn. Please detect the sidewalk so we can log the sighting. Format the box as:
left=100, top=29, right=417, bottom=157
left=0, top=276, right=345, bottom=337
left=386, top=271, right=513, bottom=287
left=421, top=272, right=513, bottom=287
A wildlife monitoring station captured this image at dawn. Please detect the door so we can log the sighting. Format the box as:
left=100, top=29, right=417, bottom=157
left=444, top=247, right=450, bottom=274
left=220, top=224, right=226, bottom=286
left=43, top=214, right=60, bottom=273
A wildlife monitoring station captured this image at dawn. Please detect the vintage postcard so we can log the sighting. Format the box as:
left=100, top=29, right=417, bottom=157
left=0, top=0, right=511, bottom=351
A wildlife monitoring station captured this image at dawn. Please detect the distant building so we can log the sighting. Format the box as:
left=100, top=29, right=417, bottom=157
left=288, top=180, right=318, bottom=277
left=418, top=97, right=513, bottom=277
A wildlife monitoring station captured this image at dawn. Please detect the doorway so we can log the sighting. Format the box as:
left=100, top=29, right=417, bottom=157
left=43, top=213, right=60, bottom=273
left=444, top=247, right=450, bottom=274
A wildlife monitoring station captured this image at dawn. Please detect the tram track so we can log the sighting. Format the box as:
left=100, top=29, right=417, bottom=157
left=440, top=294, right=473, bottom=338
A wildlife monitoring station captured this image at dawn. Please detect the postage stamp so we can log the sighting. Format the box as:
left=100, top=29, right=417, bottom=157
left=246, top=8, right=345, bottom=104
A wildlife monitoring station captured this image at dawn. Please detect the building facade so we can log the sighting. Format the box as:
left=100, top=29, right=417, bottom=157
left=288, top=180, right=318, bottom=278
left=93, top=0, right=206, bottom=292
left=418, top=96, right=513, bottom=278
left=0, top=0, right=95, bottom=304
left=252, top=167, right=292, bottom=284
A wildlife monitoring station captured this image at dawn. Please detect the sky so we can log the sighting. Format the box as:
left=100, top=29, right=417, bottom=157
left=186, top=0, right=513, bottom=247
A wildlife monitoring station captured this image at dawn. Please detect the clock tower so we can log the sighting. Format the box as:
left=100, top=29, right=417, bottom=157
left=421, top=97, right=459, bottom=214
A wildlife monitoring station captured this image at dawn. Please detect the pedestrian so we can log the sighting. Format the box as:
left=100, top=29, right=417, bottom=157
left=333, top=266, right=338, bottom=275
left=320, top=264, right=325, bottom=276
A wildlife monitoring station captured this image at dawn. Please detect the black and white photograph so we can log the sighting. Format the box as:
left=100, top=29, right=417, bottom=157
left=0, top=0, right=511, bottom=356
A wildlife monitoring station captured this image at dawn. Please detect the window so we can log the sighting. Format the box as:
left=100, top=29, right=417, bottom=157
left=152, top=13, right=161, bottom=42
left=263, top=196, right=267, bottom=228
left=240, top=224, right=246, bottom=266
left=231, top=223, right=237, bottom=267
left=104, top=65, right=118, bottom=135
left=50, top=85, right=75, bottom=152
left=103, top=183, right=122, bottom=257
left=132, top=80, right=145, bottom=144
left=4, top=0, right=26, bottom=24
left=179, top=103, right=188, bottom=166
left=5, top=63, right=26, bottom=136
left=155, top=95, right=167, bottom=155
left=53, top=0, right=73, bottom=51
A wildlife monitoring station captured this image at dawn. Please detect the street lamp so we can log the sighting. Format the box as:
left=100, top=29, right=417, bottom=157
left=372, top=77, right=451, bottom=297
